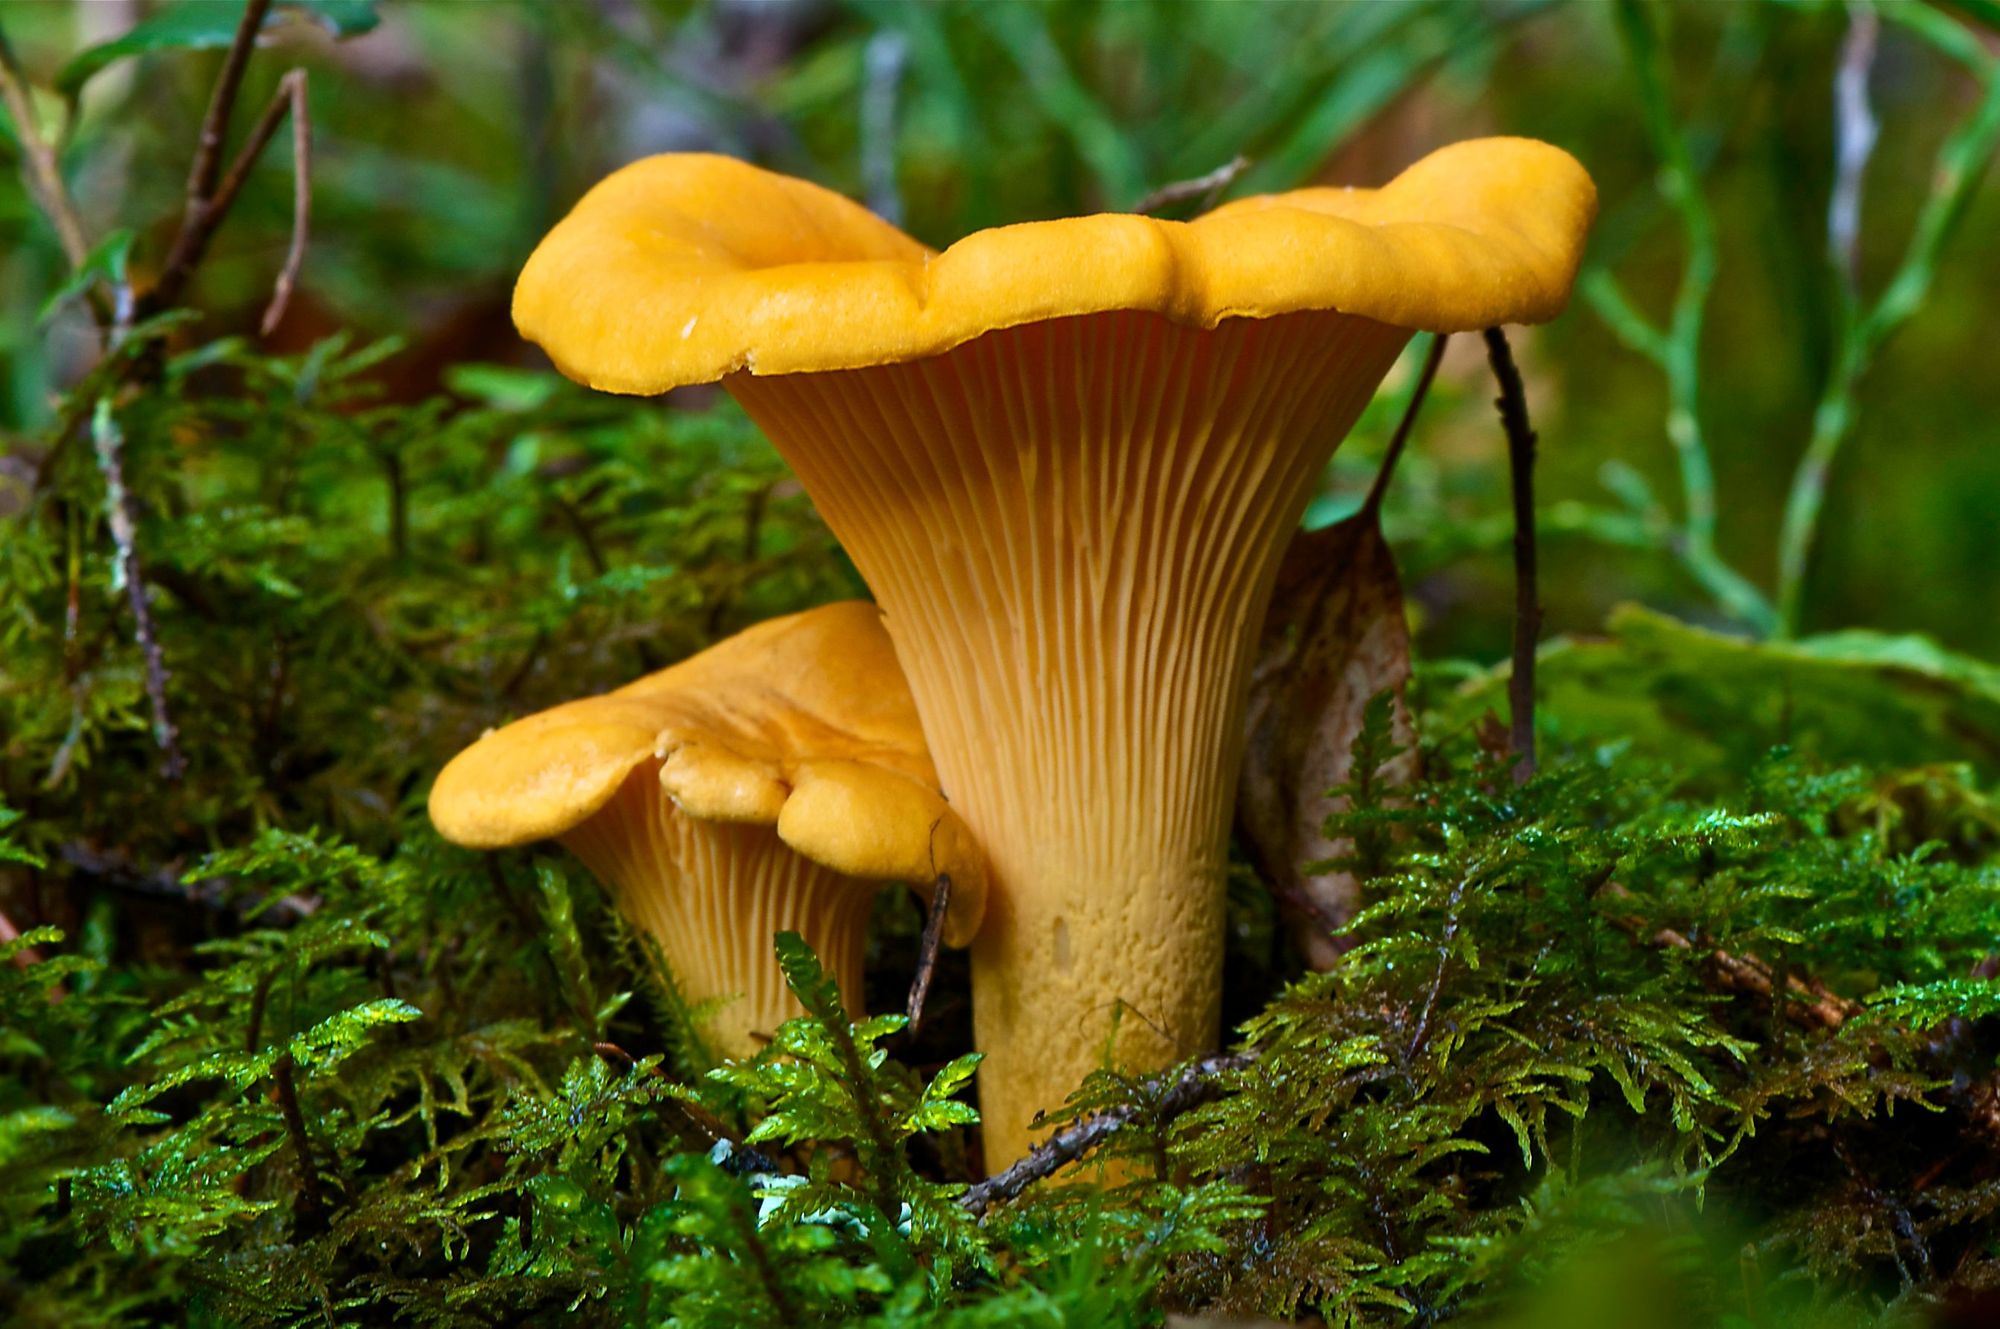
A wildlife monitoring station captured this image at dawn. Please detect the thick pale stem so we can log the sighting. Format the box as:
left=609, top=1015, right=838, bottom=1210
left=730, top=310, right=1409, bottom=1161
left=562, top=766, right=877, bottom=1058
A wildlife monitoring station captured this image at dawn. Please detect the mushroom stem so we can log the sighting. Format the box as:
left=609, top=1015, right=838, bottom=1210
left=731, top=308, right=1410, bottom=1161
left=562, top=765, right=876, bottom=1058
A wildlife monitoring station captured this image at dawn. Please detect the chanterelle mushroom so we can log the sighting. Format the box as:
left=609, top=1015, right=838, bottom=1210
left=514, top=138, right=1596, bottom=1161
left=428, top=601, right=985, bottom=1059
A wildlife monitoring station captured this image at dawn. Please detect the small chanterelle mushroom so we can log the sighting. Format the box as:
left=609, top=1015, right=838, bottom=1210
left=428, top=601, right=985, bottom=1059
left=514, top=138, right=1597, bottom=1162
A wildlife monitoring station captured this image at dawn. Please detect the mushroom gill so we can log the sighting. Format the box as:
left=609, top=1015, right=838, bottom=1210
left=427, top=601, right=985, bottom=1059
left=514, top=137, right=1597, bottom=1161
left=727, top=309, right=1401, bottom=1154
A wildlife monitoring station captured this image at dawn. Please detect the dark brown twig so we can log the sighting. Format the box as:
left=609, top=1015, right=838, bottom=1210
left=146, top=65, right=305, bottom=319
left=183, top=0, right=271, bottom=207
left=961, top=1052, right=1252, bottom=1217
left=1132, top=154, right=1250, bottom=216
left=142, top=0, right=309, bottom=323
left=1361, top=332, right=1449, bottom=521
left=245, top=966, right=278, bottom=1055
left=382, top=445, right=407, bottom=561
left=905, top=874, right=950, bottom=1032
left=497, top=629, right=549, bottom=701
left=271, top=1052, right=329, bottom=1235
left=551, top=493, right=608, bottom=576
left=91, top=401, right=184, bottom=779
left=58, top=841, right=315, bottom=924
left=728, top=1173, right=799, bottom=1326
left=1483, top=327, right=1539, bottom=784
left=259, top=68, right=311, bottom=336
left=590, top=1040, right=780, bottom=1174
left=246, top=957, right=330, bottom=1235
left=703, top=484, right=769, bottom=638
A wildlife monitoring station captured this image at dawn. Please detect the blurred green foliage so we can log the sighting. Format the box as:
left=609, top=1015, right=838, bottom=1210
left=4, top=0, right=1996, bottom=651
left=2, top=1, right=1999, bottom=1325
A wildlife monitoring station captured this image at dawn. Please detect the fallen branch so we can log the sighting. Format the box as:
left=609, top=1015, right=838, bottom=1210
left=1483, top=327, right=1540, bottom=784
left=1600, top=882, right=1860, bottom=1031
left=1681, top=932, right=1859, bottom=1031
left=961, top=1052, right=1252, bottom=1217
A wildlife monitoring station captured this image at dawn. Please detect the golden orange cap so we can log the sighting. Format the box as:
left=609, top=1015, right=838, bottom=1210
left=428, top=601, right=985, bottom=943
left=514, top=137, right=1596, bottom=395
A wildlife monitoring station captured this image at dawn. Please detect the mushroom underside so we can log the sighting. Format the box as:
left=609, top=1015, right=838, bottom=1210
left=729, top=307, right=1412, bottom=1162
left=561, top=761, right=881, bottom=1059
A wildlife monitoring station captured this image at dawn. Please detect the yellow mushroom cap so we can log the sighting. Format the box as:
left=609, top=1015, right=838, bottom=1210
left=513, top=137, right=1596, bottom=395
left=428, top=601, right=985, bottom=943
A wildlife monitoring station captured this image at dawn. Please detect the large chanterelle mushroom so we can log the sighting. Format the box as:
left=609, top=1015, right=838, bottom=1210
left=514, top=138, right=1596, bottom=1161
left=429, top=602, right=985, bottom=1059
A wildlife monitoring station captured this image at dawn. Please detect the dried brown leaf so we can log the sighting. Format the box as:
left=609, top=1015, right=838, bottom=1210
left=1238, top=510, right=1418, bottom=969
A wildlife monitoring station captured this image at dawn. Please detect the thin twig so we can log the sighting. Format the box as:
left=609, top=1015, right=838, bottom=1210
left=145, top=0, right=309, bottom=323
left=1829, top=4, right=1880, bottom=290
left=1404, top=879, right=1467, bottom=1067
left=1482, top=328, right=1538, bottom=785
left=590, top=1041, right=780, bottom=1173
left=1360, top=333, right=1448, bottom=521
left=271, top=1052, right=329, bottom=1235
left=91, top=400, right=184, bottom=780
left=1680, top=934, right=1858, bottom=1030
left=727, top=1173, right=800, bottom=1325
left=1132, top=154, right=1250, bottom=216
left=704, top=484, right=769, bottom=638
left=961, top=1052, right=1251, bottom=1217
left=0, top=27, right=92, bottom=270
left=184, top=0, right=271, bottom=212
left=259, top=69, right=311, bottom=336
left=58, top=841, right=314, bottom=925
left=498, top=629, right=549, bottom=701
left=905, top=874, right=950, bottom=1032
left=551, top=492, right=609, bottom=576
left=382, top=445, right=408, bottom=562
left=246, top=966, right=279, bottom=1055
left=147, top=65, right=305, bottom=317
